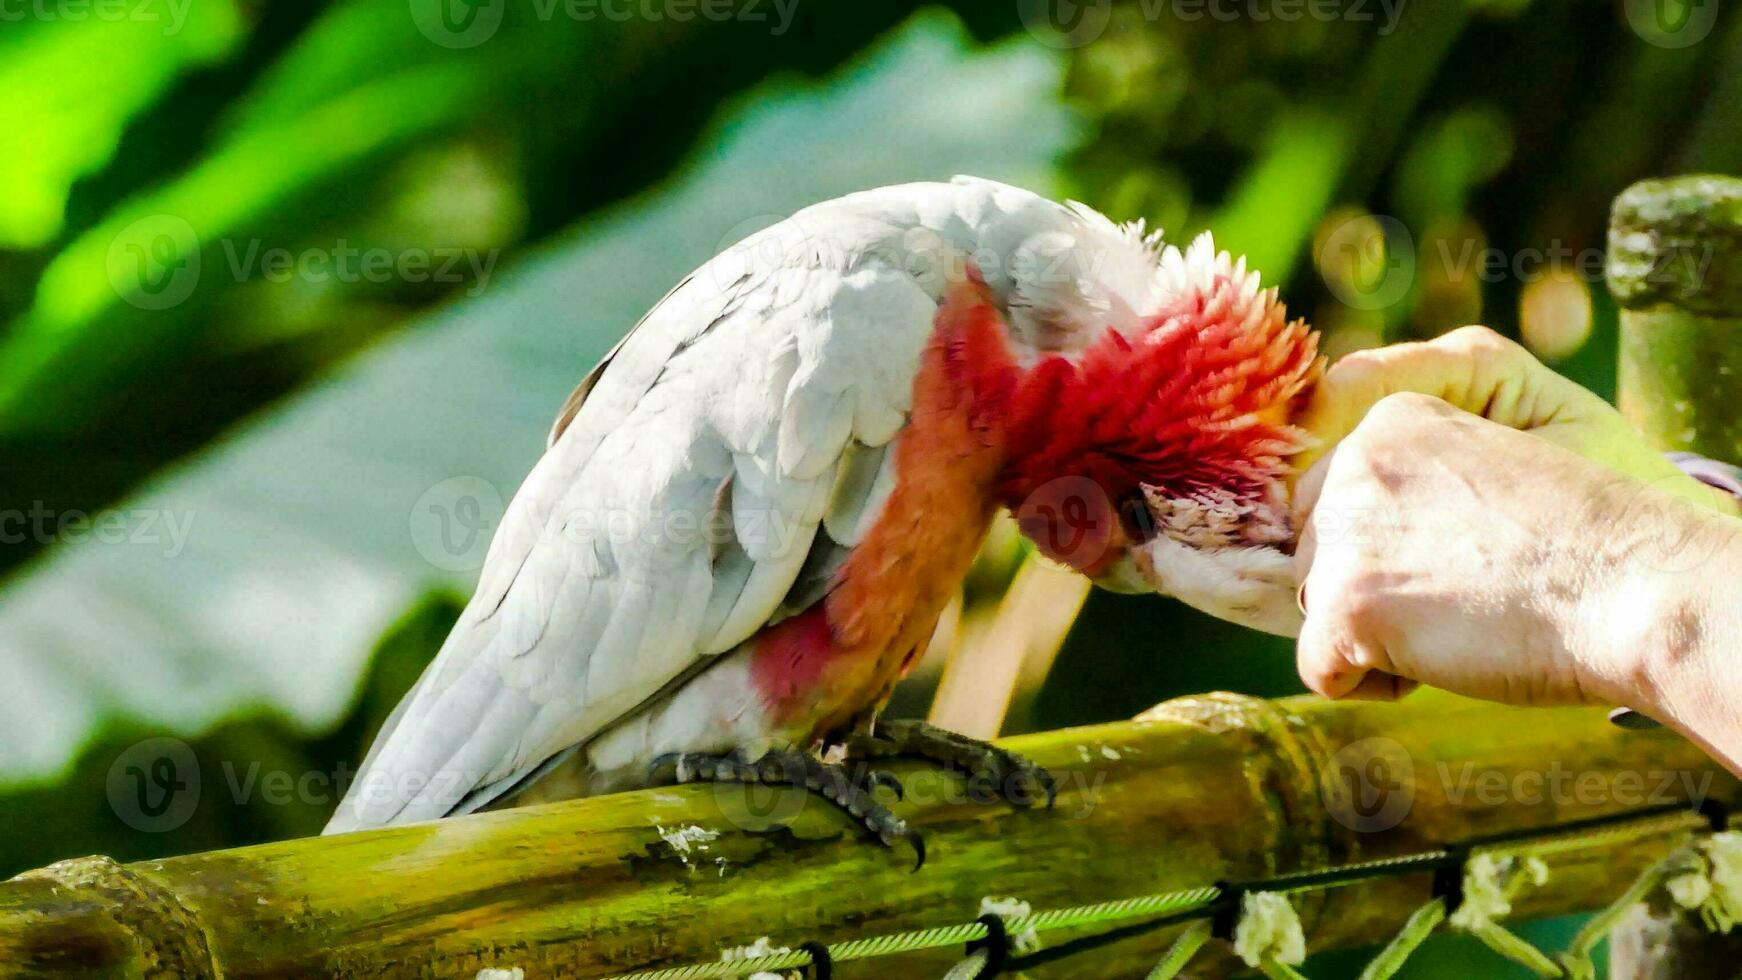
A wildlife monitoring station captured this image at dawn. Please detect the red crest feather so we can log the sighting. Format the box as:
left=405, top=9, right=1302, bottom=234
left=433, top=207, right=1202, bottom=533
left=999, top=235, right=1321, bottom=561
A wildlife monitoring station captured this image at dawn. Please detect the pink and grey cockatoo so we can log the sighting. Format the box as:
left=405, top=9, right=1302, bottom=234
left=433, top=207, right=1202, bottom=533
left=326, top=177, right=1319, bottom=850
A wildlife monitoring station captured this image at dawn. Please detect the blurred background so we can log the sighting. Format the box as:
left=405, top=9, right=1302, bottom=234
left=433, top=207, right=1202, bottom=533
left=0, top=0, right=1735, bottom=974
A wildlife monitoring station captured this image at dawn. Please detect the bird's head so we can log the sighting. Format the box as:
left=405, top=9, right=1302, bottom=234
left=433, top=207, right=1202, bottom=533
left=994, top=231, right=1322, bottom=636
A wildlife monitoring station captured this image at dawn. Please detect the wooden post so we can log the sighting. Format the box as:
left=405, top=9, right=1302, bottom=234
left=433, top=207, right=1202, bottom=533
left=1606, top=174, right=1742, bottom=979
left=1, top=693, right=1731, bottom=978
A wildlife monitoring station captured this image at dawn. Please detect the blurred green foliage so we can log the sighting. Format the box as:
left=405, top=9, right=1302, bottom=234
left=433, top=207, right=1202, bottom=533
left=1, top=1, right=1738, bottom=976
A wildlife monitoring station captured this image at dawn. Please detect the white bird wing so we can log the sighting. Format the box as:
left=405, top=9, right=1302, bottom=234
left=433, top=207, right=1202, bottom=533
left=326, top=214, right=942, bottom=833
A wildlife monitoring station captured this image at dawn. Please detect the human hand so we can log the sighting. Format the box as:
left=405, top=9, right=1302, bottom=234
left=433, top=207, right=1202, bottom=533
left=1296, top=326, right=1739, bottom=517
left=1292, top=391, right=1742, bottom=724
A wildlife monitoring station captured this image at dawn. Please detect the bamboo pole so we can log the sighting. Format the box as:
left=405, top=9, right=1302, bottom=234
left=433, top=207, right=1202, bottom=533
left=1605, top=174, right=1742, bottom=978
left=1, top=693, right=1731, bottom=979
left=928, top=555, right=1090, bottom=739
left=1610, top=174, right=1742, bottom=464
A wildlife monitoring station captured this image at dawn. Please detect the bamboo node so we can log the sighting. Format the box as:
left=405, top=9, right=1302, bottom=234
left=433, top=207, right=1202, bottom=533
left=1608, top=175, right=1742, bottom=315
left=1137, top=692, right=1337, bottom=884
left=13, top=855, right=219, bottom=979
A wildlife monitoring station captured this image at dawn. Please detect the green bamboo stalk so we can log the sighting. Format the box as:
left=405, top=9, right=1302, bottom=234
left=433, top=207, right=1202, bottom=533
left=1605, top=174, right=1742, bottom=979
left=1358, top=899, right=1447, bottom=980
left=0, top=693, right=1731, bottom=979
left=1609, top=175, right=1742, bottom=461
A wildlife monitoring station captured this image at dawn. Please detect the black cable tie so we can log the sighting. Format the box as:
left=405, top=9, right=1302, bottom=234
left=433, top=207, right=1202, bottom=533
left=798, top=941, right=832, bottom=980
left=1431, top=845, right=1470, bottom=915
left=1209, top=880, right=1243, bottom=942
left=1700, top=797, right=1731, bottom=833
left=967, top=912, right=1010, bottom=978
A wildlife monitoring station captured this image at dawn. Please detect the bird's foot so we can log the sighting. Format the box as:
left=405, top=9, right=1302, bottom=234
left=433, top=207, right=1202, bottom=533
left=845, top=719, right=1057, bottom=809
left=650, top=749, right=923, bottom=870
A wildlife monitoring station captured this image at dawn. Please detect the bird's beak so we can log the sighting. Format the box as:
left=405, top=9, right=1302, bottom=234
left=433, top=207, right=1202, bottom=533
left=1110, top=533, right=1306, bottom=637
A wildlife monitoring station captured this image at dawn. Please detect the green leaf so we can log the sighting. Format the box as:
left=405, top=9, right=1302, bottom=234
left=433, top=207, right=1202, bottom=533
left=0, top=7, right=246, bottom=248
left=0, top=60, right=496, bottom=405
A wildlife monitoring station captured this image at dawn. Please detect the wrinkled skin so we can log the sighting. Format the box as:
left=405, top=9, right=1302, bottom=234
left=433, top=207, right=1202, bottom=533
left=1288, top=327, right=1742, bottom=773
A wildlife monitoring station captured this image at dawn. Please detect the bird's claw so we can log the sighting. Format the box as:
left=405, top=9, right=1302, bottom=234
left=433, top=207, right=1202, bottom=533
left=850, top=719, right=1058, bottom=810
left=648, top=750, right=750, bottom=784
left=905, top=832, right=926, bottom=872
left=647, top=752, right=682, bottom=782
left=647, top=748, right=920, bottom=868
left=860, top=767, right=905, bottom=801
left=985, top=751, right=1058, bottom=809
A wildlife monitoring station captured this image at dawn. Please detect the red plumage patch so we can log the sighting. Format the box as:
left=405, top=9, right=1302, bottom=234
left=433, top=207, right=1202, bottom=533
left=997, top=262, right=1321, bottom=545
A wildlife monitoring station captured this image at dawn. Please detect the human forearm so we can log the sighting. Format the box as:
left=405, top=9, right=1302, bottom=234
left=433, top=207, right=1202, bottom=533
left=1294, top=396, right=1742, bottom=727
left=1615, top=509, right=1742, bottom=772
left=1293, top=329, right=1742, bottom=769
